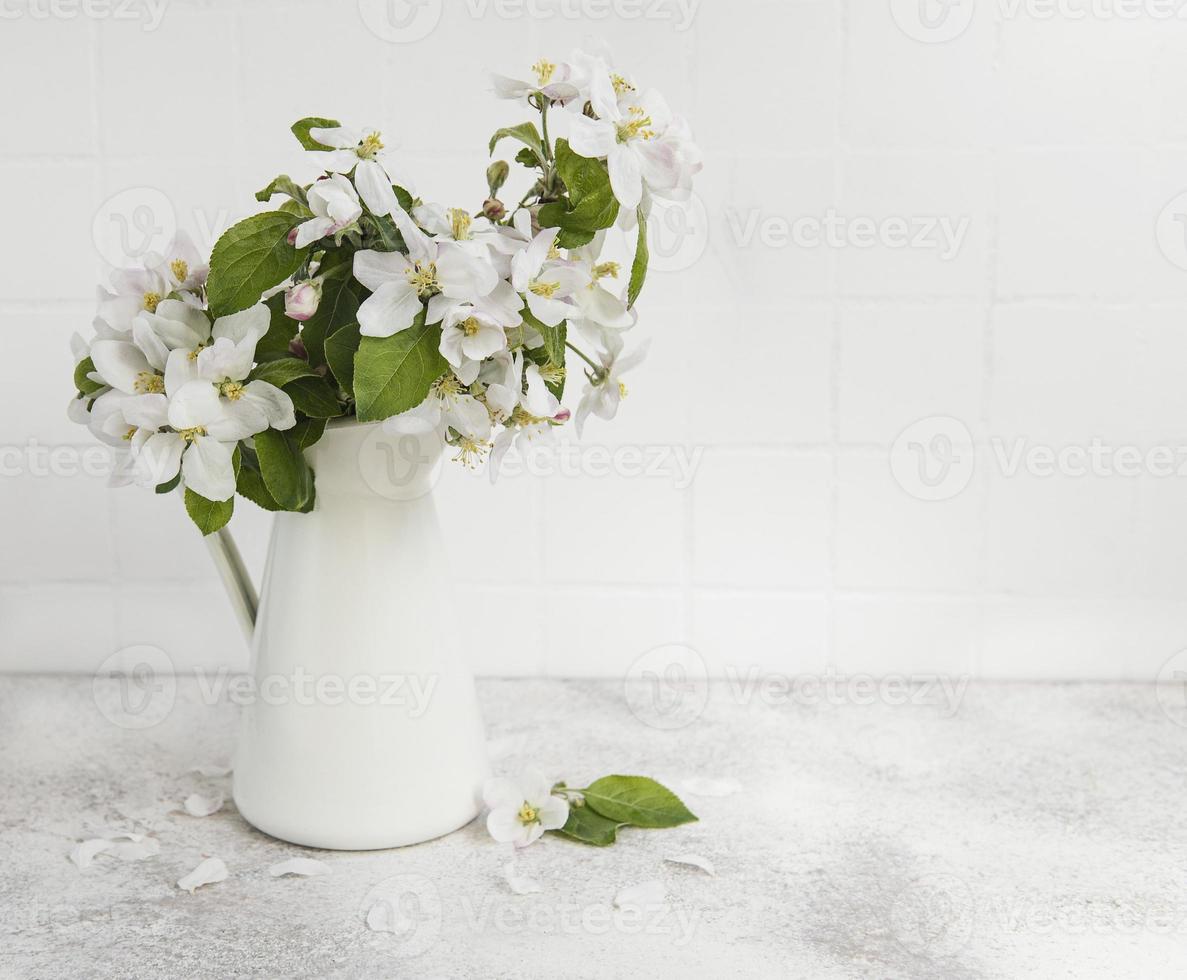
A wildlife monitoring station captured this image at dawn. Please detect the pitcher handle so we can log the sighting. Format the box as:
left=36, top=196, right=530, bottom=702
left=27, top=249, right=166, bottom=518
left=204, top=527, right=258, bottom=644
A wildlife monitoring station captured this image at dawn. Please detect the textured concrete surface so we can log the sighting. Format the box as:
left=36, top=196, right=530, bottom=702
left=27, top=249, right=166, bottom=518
left=2, top=676, right=1186, bottom=978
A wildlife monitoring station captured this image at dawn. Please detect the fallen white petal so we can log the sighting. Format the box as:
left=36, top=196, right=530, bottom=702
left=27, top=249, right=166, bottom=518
left=680, top=777, right=742, bottom=798
left=69, top=839, right=113, bottom=870
left=665, top=852, right=716, bottom=876
left=109, top=838, right=161, bottom=861
left=502, top=862, right=542, bottom=895
left=614, top=879, right=667, bottom=910
left=192, top=764, right=232, bottom=778
left=177, top=857, right=228, bottom=893
left=269, top=858, right=331, bottom=878
left=183, top=793, right=224, bottom=817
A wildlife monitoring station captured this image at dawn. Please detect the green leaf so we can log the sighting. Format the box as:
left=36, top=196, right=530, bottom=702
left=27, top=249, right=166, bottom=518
left=207, top=212, right=305, bottom=319
left=324, top=319, right=362, bottom=393
left=538, top=138, right=619, bottom=241
left=580, top=776, right=698, bottom=829
left=353, top=311, right=447, bottom=423
left=73, top=357, right=105, bottom=396
left=284, top=376, right=342, bottom=419
left=522, top=309, right=566, bottom=399
left=300, top=274, right=360, bottom=366
left=184, top=488, right=234, bottom=536
left=255, top=174, right=308, bottom=206
left=249, top=357, right=317, bottom=388
left=291, top=116, right=341, bottom=152
left=155, top=474, right=181, bottom=494
left=628, top=206, right=648, bottom=308
left=236, top=462, right=282, bottom=512
left=290, top=417, right=327, bottom=452
left=550, top=805, right=624, bottom=847
left=254, top=429, right=314, bottom=511
left=489, top=122, right=545, bottom=166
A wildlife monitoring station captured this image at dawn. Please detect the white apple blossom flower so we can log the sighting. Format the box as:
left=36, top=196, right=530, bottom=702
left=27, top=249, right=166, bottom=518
left=439, top=306, right=506, bottom=385
left=156, top=231, right=208, bottom=293
left=490, top=58, right=585, bottom=104
left=565, top=235, right=636, bottom=345
left=295, top=174, right=362, bottom=249
left=510, top=227, right=584, bottom=326
left=566, top=71, right=700, bottom=211
left=575, top=337, right=649, bottom=436
left=385, top=374, right=492, bottom=467
left=352, top=209, right=499, bottom=338
left=483, top=771, right=569, bottom=847
left=488, top=362, right=569, bottom=480
left=96, top=265, right=171, bottom=334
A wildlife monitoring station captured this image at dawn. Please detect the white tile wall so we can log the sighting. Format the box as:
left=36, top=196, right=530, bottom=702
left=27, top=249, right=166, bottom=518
left=3, top=0, right=1186, bottom=680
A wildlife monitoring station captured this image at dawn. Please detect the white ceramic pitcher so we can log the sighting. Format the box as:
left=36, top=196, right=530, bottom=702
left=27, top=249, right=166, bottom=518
left=206, top=420, right=491, bottom=850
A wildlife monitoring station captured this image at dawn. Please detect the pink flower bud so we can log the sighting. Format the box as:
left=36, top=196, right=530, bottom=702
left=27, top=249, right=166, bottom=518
left=553, top=407, right=571, bottom=423
left=286, top=227, right=299, bottom=246
left=284, top=280, right=321, bottom=322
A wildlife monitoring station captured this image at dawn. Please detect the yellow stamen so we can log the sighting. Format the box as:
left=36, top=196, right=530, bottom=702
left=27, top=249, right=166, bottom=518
left=460, top=316, right=482, bottom=338
left=448, top=208, right=472, bottom=241
left=453, top=436, right=490, bottom=469
left=170, top=259, right=189, bottom=283
left=218, top=380, right=245, bottom=401
left=611, top=73, right=635, bottom=95
left=592, top=261, right=619, bottom=280
left=546, top=241, right=562, bottom=261
left=358, top=131, right=384, bottom=159
left=134, top=371, right=165, bottom=394
left=616, top=106, right=655, bottom=143
left=540, top=363, right=566, bottom=386
left=529, top=280, right=559, bottom=299
left=142, top=291, right=161, bottom=313
left=510, top=405, right=549, bottom=427
left=188, top=343, right=207, bottom=362
left=122, top=426, right=137, bottom=441
left=531, top=60, right=556, bottom=87
left=177, top=426, right=207, bottom=442
left=433, top=374, right=465, bottom=400
left=517, top=802, right=538, bottom=824
left=405, top=261, right=440, bottom=298
left=618, top=381, right=628, bottom=398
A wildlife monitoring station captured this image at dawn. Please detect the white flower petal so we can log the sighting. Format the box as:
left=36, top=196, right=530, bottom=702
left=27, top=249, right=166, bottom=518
left=183, top=792, right=224, bottom=817
left=90, top=340, right=152, bottom=395
left=567, top=114, right=616, bottom=159
left=69, top=839, right=113, bottom=869
left=355, top=159, right=399, bottom=217
left=353, top=248, right=411, bottom=290
left=108, top=838, right=161, bottom=861
left=182, top=436, right=236, bottom=502
left=486, top=805, right=526, bottom=844
left=665, top=853, right=716, bottom=876
left=535, top=795, right=569, bottom=831
left=502, top=862, right=542, bottom=896
left=269, top=858, right=332, bottom=878
left=357, top=280, right=422, bottom=338
left=177, top=857, right=228, bottom=893
left=614, top=879, right=667, bottom=910
left=608, top=144, right=643, bottom=210
left=168, top=380, right=222, bottom=431
left=135, top=432, right=184, bottom=488
left=212, top=304, right=269, bottom=346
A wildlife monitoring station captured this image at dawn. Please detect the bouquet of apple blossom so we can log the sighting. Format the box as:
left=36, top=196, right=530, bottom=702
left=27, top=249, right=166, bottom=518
left=68, top=49, right=701, bottom=535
